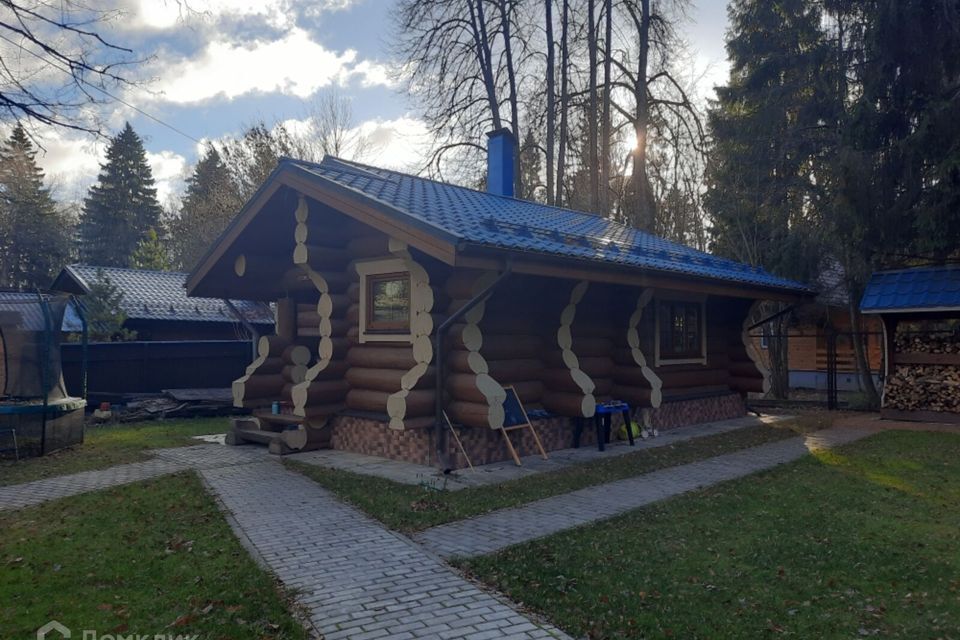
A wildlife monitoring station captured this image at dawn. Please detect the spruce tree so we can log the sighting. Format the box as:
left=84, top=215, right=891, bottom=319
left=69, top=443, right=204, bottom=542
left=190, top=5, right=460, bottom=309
left=169, top=147, right=239, bottom=271
left=130, top=228, right=170, bottom=270
left=79, top=122, right=162, bottom=267
left=0, top=124, right=72, bottom=289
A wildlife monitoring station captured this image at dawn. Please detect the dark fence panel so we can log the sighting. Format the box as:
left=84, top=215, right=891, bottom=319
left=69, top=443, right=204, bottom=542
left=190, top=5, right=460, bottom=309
left=61, top=340, right=253, bottom=400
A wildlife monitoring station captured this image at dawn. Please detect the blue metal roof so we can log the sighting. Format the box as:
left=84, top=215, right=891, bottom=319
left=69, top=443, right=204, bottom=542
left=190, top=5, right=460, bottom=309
left=291, top=157, right=810, bottom=294
left=56, top=265, right=275, bottom=325
left=860, top=265, right=960, bottom=313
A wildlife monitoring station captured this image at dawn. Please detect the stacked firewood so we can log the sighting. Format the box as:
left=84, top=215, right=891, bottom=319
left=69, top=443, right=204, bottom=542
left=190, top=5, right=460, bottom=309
left=885, top=364, right=960, bottom=412
left=894, top=331, right=960, bottom=354
left=887, top=331, right=960, bottom=413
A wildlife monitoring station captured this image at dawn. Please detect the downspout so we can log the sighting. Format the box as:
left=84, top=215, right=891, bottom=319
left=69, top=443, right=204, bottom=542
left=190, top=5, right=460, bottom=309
left=433, top=260, right=513, bottom=470
left=223, top=299, right=260, bottom=361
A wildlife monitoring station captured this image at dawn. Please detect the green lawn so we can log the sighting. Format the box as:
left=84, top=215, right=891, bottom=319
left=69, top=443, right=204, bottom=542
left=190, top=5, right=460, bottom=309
left=0, top=472, right=308, bottom=640
left=0, top=417, right=230, bottom=487
left=459, top=430, right=960, bottom=639
left=287, top=421, right=804, bottom=533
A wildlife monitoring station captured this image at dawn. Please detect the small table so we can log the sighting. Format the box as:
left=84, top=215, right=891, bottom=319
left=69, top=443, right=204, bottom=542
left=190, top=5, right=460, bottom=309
left=573, top=401, right=633, bottom=451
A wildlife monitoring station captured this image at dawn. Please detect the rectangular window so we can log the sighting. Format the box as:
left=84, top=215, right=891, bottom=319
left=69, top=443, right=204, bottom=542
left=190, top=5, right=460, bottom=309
left=366, top=272, right=411, bottom=333
left=658, top=300, right=704, bottom=361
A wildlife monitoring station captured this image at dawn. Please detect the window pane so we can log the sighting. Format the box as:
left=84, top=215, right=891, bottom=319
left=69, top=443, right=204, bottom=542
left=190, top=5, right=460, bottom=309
left=370, top=277, right=410, bottom=325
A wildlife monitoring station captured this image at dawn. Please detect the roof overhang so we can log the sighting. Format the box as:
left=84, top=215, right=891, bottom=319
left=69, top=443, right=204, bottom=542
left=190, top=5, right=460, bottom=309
left=861, top=306, right=960, bottom=315
left=50, top=265, right=90, bottom=295
left=187, top=161, right=814, bottom=303
left=186, top=162, right=462, bottom=298
left=455, top=246, right=814, bottom=303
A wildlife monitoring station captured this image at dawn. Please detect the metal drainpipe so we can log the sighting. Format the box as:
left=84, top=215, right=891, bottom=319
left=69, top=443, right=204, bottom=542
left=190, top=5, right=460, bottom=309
left=433, top=260, right=513, bottom=470
left=223, top=299, right=260, bottom=361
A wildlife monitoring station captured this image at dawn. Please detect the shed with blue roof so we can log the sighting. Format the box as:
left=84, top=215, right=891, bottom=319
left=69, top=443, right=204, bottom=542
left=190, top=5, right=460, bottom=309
left=187, top=132, right=811, bottom=464
left=860, top=265, right=960, bottom=424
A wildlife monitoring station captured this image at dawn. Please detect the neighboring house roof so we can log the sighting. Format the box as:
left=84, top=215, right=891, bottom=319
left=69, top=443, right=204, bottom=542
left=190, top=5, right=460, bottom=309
left=295, top=157, right=810, bottom=293
left=188, top=156, right=811, bottom=299
left=51, top=265, right=274, bottom=325
left=860, top=265, right=960, bottom=314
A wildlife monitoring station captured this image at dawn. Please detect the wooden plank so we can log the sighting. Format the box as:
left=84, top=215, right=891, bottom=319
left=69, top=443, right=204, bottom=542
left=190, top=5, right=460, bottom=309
left=893, top=352, right=960, bottom=366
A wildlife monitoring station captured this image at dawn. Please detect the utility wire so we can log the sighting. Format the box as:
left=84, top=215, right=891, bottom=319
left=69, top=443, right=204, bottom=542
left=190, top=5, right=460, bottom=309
left=0, top=31, right=202, bottom=144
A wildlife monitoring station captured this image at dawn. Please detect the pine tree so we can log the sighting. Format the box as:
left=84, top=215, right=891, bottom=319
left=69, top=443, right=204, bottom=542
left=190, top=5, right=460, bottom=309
left=169, top=147, right=239, bottom=271
left=130, top=228, right=170, bottom=270
left=79, top=122, right=163, bottom=267
left=705, top=0, right=833, bottom=399
left=0, top=124, right=72, bottom=289
left=519, top=130, right=544, bottom=202
left=83, top=268, right=135, bottom=341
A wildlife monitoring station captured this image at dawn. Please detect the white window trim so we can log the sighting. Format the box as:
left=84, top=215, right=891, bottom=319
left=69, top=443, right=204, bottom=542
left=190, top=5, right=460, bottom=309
left=355, top=257, right=414, bottom=344
left=654, top=295, right=708, bottom=367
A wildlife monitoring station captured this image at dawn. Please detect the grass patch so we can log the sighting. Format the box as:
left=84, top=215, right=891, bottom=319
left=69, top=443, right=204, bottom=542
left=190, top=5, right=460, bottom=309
left=287, top=421, right=804, bottom=533
left=0, top=472, right=308, bottom=639
left=0, top=417, right=230, bottom=487
left=459, top=430, right=960, bottom=639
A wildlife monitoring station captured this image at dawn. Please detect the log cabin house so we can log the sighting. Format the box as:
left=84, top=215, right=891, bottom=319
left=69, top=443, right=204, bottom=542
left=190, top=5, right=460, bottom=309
left=186, top=130, right=811, bottom=466
left=861, top=265, right=960, bottom=423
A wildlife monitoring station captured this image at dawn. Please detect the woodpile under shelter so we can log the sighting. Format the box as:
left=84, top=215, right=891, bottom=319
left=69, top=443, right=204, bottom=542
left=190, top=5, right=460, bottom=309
left=187, top=130, right=810, bottom=466
left=861, top=265, right=960, bottom=423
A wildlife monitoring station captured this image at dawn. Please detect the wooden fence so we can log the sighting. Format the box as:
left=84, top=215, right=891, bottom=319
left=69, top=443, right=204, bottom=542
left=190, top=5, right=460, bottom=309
left=61, top=340, right=253, bottom=403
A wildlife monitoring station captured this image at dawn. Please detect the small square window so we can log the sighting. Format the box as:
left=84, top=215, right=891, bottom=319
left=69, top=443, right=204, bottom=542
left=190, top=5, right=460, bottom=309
left=658, top=300, right=705, bottom=361
left=366, top=272, right=410, bottom=333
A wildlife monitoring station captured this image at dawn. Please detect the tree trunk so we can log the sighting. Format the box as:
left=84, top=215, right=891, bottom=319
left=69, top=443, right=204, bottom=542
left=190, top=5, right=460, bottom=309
left=848, top=295, right=881, bottom=408
left=545, top=0, right=556, bottom=205
left=587, top=0, right=600, bottom=214
left=626, top=0, right=656, bottom=230
left=468, top=0, right=501, bottom=129
left=600, top=0, right=613, bottom=215
left=556, top=0, right=570, bottom=206
left=769, top=312, right=789, bottom=399
left=498, top=0, right=522, bottom=195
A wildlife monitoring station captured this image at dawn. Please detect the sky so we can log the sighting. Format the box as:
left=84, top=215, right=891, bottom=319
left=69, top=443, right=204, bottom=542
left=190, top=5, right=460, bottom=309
left=28, top=0, right=732, bottom=208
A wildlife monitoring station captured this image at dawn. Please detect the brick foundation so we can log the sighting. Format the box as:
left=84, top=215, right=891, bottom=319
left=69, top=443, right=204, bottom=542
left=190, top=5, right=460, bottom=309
left=330, top=393, right=745, bottom=469
left=646, top=393, right=746, bottom=430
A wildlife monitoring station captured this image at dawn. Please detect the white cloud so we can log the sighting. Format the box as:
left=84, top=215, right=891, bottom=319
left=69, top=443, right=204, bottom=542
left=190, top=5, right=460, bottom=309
left=146, top=150, right=188, bottom=204
left=149, top=28, right=393, bottom=104
left=355, top=116, right=430, bottom=171
left=123, top=0, right=361, bottom=31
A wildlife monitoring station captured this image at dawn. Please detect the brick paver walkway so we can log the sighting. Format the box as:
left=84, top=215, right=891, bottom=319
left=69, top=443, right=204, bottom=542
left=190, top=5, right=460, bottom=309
left=0, top=444, right=265, bottom=511
left=414, top=424, right=880, bottom=559
left=200, top=461, right=570, bottom=640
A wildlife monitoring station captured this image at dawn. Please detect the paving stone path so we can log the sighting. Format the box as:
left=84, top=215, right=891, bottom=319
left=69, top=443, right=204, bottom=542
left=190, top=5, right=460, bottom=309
left=414, top=424, right=879, bottom=559
left=200, top=461, right=570, bottom=640
left=0, top=445, right=264, bottom=511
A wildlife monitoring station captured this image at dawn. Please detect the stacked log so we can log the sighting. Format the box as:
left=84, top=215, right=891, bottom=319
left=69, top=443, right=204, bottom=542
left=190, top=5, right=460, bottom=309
left=540, top=281, right=596, bottom=418
left=289, top=194, right=353, bottom=420
left=895, top=331, right=960, bottom=354
left=727, top=302, right=770, bottom=394
left=443, top=271, right=508, bottom=429
left=232, top=335, right=289, bottom=408
left=886, top=331, right=960, bottom=414
left=611, top=289, right=661, bottom=408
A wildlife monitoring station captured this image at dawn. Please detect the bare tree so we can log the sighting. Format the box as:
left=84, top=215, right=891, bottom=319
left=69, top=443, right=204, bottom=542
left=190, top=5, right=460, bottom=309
left=0, top=0, right=142, bottom=133
left=544, top=0, right=555, bottom=205
left=301, top=89, right=379, bottom=162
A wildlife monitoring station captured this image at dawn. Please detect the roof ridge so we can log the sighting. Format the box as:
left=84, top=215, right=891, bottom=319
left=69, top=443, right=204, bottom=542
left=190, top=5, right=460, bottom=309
left=72, top=264, right=189, bottom=277
left=872, top=264, right=960, bottom=275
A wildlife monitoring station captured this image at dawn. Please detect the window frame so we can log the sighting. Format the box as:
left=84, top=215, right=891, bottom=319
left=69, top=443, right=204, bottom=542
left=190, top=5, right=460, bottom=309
left=365, top=271, right=411, bottom=333
left=355, top=257, right=414, bottom=343
left=654, top=296, right=707, bottom=366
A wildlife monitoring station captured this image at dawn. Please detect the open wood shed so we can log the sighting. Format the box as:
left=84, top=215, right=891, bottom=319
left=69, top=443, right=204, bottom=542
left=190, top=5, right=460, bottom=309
left=186, top=131, right=810, bottom=467
left=861, top=265, right=960, bottom=423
